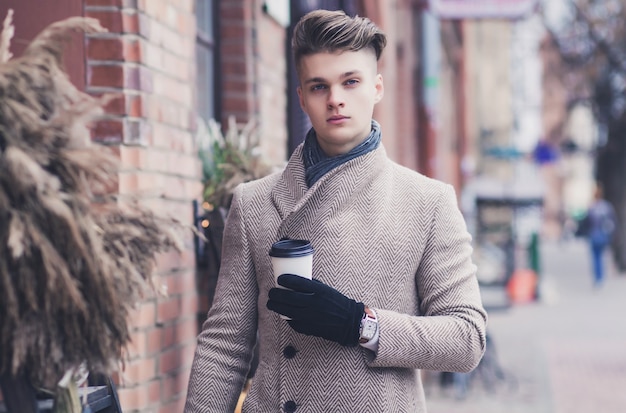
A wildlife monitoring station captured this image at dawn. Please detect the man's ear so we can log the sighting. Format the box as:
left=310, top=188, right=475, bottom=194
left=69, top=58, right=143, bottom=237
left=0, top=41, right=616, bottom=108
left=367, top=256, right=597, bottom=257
left=374, top=73, right=384, bottom=103
left=297, top=86, right=306, bottom=112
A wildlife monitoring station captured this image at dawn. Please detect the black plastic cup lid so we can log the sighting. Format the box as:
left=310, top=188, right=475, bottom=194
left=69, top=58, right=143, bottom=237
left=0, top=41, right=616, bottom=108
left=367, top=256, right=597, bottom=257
left=269, top=239, right=314, bottom=258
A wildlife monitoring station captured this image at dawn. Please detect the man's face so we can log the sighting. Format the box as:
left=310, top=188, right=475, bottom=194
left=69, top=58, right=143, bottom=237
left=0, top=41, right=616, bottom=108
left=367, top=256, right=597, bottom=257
left=297, top=50, right=384, bottom=156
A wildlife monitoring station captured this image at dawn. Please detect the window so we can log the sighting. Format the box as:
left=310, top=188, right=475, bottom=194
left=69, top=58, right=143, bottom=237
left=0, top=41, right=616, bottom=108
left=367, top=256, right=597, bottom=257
left=196, top=0, right=219, bottom=121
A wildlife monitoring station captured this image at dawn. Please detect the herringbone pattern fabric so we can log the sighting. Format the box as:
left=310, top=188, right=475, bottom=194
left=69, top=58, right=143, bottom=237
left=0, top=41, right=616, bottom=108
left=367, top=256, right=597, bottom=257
left=184, top=144, right=487, bottom=413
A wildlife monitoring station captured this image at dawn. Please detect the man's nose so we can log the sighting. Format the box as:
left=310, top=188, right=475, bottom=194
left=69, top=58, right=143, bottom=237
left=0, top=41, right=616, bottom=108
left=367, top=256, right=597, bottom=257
left=327, top=86, right=345, bottom=109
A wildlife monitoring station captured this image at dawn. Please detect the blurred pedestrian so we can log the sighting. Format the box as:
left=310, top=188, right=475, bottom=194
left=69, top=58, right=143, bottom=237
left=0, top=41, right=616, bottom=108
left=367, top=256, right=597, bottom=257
left=184, top=9, right=487, bottom=413
left=579, top=184, right=617, bottom=287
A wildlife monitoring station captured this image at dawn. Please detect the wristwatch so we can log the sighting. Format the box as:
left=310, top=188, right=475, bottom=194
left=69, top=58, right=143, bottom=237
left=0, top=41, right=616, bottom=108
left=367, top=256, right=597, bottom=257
left=359, top=307, right=378, bottom=344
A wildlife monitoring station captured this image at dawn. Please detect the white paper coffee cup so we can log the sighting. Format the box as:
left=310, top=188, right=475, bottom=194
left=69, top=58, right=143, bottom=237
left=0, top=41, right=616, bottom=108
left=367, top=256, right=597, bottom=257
left=269, top=239, right=314, bottom=319
left=269, top=239, right=314, bottom=284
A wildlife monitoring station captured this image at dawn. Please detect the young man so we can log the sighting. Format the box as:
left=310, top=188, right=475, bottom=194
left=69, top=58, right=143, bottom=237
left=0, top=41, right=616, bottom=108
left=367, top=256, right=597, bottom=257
left=185, top=9, right=487, bottom=412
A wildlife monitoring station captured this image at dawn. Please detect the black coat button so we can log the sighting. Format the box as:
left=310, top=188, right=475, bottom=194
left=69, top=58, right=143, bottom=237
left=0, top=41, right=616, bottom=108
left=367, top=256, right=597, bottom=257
left=283, top=345, right=297, bottom=359
left=284, top=400, right=297, bottom=412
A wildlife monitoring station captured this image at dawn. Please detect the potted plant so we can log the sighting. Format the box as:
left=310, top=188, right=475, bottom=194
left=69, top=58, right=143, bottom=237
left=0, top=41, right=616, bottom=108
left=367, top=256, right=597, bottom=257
left=197, top=115, right=272, bottom=214
left=0, top=12, right=186, bottom=412
left=195, top=115, right=272, bottom=308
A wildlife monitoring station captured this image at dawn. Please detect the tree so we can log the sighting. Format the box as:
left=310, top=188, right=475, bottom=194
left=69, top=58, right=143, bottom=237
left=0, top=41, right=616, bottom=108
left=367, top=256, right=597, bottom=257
left=541, top=0, right=626, bottom=271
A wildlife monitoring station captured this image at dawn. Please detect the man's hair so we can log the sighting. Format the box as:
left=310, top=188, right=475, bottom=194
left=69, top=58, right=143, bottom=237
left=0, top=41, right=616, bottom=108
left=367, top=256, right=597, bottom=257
left=292, top=9, right=387, bottom=70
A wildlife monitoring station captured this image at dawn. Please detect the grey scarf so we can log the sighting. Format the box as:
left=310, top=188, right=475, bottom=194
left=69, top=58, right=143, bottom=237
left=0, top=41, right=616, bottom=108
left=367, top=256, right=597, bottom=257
left=302, top=120, right=381, bottom=187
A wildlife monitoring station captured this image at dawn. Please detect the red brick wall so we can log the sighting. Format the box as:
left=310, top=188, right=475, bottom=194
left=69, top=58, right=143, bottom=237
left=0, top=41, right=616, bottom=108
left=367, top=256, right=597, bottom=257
left=362, top=0, right=422, bottom=172
left=389, top=0, right=421, bottom=172
left=219, top=0, right=288, bottom=167
left=85, top=1, right=288, bottom=410
left=219, top=0, right=258, bottom=126
left=85, top=0, right=202, bottom=411
left=1, top=0, right=86, bottom=89
left=257, top=4, right=288, bottom=165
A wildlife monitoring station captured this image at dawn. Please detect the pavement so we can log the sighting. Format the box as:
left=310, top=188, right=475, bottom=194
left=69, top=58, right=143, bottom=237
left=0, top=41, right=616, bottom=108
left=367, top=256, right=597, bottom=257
left=423, top=238, right=626, bottom=413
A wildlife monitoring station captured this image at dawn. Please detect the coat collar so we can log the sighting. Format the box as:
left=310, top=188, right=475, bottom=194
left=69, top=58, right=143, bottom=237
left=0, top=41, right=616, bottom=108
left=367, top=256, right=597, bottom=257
left=270, top=143, right=389, bottom=221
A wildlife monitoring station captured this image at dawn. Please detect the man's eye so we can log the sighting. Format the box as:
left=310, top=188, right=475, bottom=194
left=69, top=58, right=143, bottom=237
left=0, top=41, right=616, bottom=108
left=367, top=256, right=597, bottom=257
left=345, top=79, right=359, bottom=86
left=310, top=84, right=326, bottom=91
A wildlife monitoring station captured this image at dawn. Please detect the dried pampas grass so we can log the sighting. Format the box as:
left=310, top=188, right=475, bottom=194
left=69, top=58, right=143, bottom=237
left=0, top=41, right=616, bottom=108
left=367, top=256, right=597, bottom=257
left=0, top=11, right=186, bottom=389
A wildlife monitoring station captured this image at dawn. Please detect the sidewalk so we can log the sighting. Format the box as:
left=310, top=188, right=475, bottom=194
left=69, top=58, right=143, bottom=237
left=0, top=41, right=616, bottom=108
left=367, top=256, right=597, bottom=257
left=424, top=238, right=626, bottom=413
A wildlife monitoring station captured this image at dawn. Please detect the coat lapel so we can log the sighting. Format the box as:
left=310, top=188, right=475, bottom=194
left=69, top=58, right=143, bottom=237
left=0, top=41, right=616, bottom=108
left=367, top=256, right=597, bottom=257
left=270, top=144, right=389, bottom=226
left=270, top=145, right=308, bottom=220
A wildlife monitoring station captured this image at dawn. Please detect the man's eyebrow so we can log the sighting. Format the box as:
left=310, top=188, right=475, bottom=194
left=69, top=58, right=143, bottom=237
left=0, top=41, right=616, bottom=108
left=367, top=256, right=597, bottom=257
left=303, top=77, right=326, bottom=84
left=303, top=71, right=362, bottom=84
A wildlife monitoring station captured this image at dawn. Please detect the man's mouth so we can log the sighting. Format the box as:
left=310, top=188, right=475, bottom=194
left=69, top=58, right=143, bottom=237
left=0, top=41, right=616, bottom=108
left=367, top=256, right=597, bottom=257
left=327, top=115, right=349, bottom=122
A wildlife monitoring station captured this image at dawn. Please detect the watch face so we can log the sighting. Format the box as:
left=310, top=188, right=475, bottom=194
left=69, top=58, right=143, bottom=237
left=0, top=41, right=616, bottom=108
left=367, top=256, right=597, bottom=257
left=361, top=319, right=377, bottom=340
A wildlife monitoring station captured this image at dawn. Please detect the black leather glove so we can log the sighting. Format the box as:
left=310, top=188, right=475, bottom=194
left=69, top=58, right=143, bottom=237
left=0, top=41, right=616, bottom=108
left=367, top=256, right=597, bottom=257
left=267, top=274, right=365, bottom=347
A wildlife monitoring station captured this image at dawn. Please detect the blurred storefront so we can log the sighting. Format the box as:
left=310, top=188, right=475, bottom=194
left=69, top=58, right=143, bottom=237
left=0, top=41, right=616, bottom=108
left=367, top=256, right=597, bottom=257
left=429, top=0, right=538, bottom=19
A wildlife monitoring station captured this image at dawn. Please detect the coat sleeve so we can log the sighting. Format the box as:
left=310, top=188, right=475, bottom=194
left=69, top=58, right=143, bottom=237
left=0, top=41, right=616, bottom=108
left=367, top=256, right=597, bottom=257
left=367, top=184, right=487, bottom=372
left=184, top=184, right=259, bottom=412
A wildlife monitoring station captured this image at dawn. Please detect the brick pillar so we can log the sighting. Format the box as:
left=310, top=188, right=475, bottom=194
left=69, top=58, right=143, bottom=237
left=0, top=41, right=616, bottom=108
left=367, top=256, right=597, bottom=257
left=85, top=0, right=201, bottom=412
left=220, top=0, right=288, bottom=165
left=219, top=0, right=259, bottom=126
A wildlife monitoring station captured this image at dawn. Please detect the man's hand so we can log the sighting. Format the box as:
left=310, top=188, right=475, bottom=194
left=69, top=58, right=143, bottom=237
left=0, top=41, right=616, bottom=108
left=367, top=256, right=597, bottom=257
left=267, top=274, right=365, bottom=347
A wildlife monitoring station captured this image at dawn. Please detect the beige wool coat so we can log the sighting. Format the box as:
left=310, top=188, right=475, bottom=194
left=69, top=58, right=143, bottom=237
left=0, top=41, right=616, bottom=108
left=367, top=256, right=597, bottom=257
left=185, top=143, right=487, bottom=413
